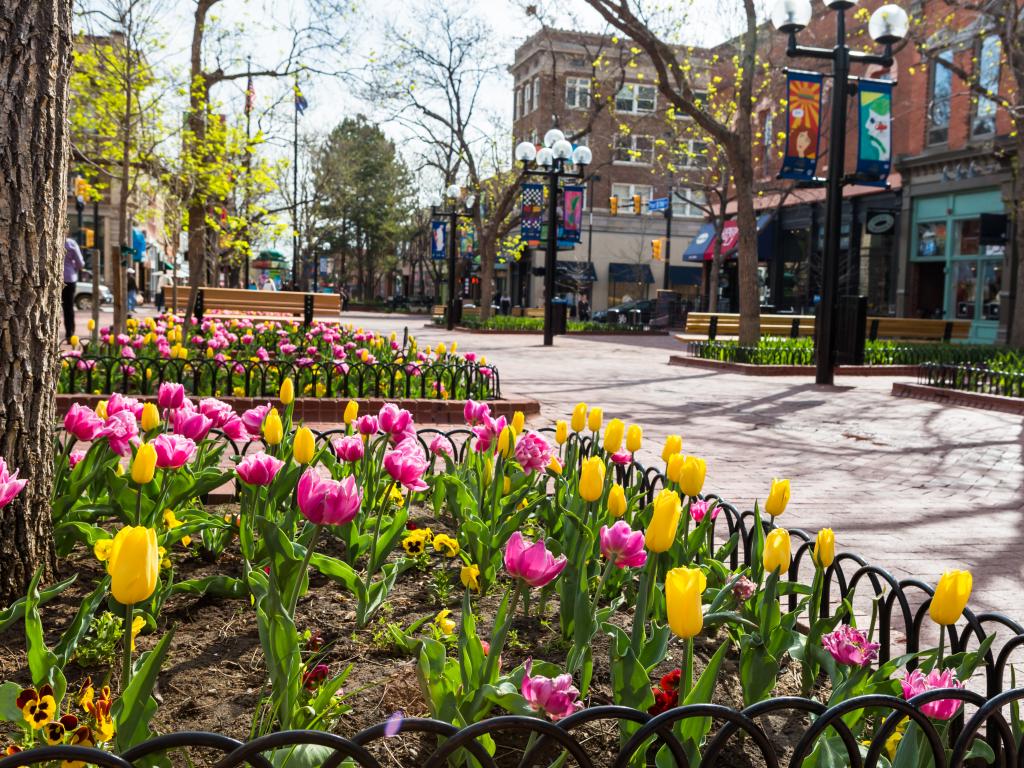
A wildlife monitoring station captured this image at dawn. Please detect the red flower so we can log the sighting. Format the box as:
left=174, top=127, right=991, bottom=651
left=660, top=669, right=682, bottom=691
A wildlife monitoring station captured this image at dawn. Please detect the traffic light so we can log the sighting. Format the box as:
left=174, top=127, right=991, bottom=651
left=84, top=228, right=95, bottom=248
left=651, top=239, right=662, bottom=260
left=609, top=196, right=618, bottom=216
left=73, top=177, right=88, bottom=198
left=632, top=194, right=641, bottom=215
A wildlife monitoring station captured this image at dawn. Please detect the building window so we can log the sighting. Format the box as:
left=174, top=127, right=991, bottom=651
left=672, top=188, right=706, bottom=218
left=762, top=110, right=774, bottom=174
left=680, top=139, right=709, bottom=168
left=611, top=183, right=653, bottom=210
left=532, top=77, right=540, bottom=112
left=613, top=134, right=654, bottom=164
left=928, top=50, right=953, bottom=145
left=513, top=89, right=519, bottom=120
left=615, top=84, right=657, bottom=113
left=565, top=77, right=591, bottom=109
left=523, top=81, right=532, bottom=114
left=972, top=36, right=1000, bottom=138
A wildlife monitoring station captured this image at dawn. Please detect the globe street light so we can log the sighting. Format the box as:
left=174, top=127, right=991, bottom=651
left=771, top=0, right=907, bottom=385
left=516, top=132, right=592, bottom=346
left=433, top=185, right=475, bottom=331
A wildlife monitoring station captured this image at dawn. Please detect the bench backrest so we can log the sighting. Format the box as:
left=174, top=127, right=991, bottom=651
left=685, top=312, right=973, bottom=342
left=866, top=317, right=970, bottom=341
left=164, top=286, right=340, bottom=328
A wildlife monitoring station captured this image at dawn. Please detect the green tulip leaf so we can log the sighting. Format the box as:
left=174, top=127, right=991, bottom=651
left=112, top=628, right=174, bottom=750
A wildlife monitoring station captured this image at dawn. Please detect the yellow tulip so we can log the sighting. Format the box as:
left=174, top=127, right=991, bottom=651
left=547, top=456, right=562, bottom=475
left=765, top=478, right=791, bottom=517
left=588, top=407, right=603, bottom=432
left=140, top=403, right=160, bottom=432
left=87, top=319, right=96, bottom=331
left=662, top=435, right=682, bottom=463
left=108, top=526, right=159, bottom=604
left=503, top=476, right=512, bottom=495
left=813, top=528, right=835, bottom=569
left=929, top=570, right=973, bottom=626
left=645, top=489, right=682, bottom=552
left=96, top=400, right=108, bottom=420
left=70, top=335, right=79, bottom=347
left=344, top=400, right=358, bottom=425
left=608, top=483, right=627, bottom=517
left=666, top=453, right=685, bottom=484
left=763, top=528, right=791, bottom=575
left=579, top=456, right=606, bottom=502
left=436, top=342, right=447, bottom=356
left=555, top=420, right=568, bottom=445
left=666, top=566, right=707, bottom=639
left=512, top=410, right=525, bottom=433
left=131, top=443, right=157, bottom=485
left=603, top=418, right=625, bottom=454
left=571, top=402, right=587, bottom=432
left=626, top=425, right=642, bottom=453
left=497, top=426, right=516, bottom=458
left=205, top=346, right=215, bottom=359
left=293, top=426, right=315, bottom=465
left=263, top=408, right=284, bottom=445
left=679, top=456, right=707, bottom=498
left=450, top=341, right=457, bottom=354
left=279, top=378, right=295, bottom=406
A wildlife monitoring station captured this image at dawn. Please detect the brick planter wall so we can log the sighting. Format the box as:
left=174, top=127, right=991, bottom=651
left=668, top=355, right=920, bottom=378
left=891, top=382, right=1024, bottom=416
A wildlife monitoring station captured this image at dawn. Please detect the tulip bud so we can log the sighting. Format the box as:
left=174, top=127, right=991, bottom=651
left=588, top=407, right=603, bottom=432
left=626, top=425, right=642, bottom=453
left=662, top=435, right=682, bottom=463
left=344, top=400, right=358, bottom=425
left=205, top=346, right=215, bottom=359
left=140, top=403, right=160, bottom=432
left=929, top=569, right=972, bottom=626
left=512, top=411, right=525, bottom=434
left=813, top=528, right=835, bottom=569
left=547, top=456, right=562, bottom=475
left=579, top=456, right=606, bottom=502
left=108, top=526, right=159, bottom=604
left=294, top=426, right=315, bottom=465
left=555, top=420, right=568, bottom=445
left=263, top=408, right=284, bottom=446
left=608, top=483, right=627, bottom=518
left=70, top=334, right=79, bottom=347
left=765, top=478, right=791, bottom=517
left=571, top=403, right=587, bottom=433
left=666, top=453, right=684, bottom=484
left=603, top=418, right=624, bottom=454
left=497, top=426, right=516, bottom=458
left=131, top=443, right=157, bottom=485
left=87, top=319, right=96, bottom=331
left=96, top=400, right=108, bottom=420
left=666, top=566, right=707, bottom=639
left=645, top=489, right=681, bottom=553
left=763, top=528, right=791, bottom=575
left=279, top=378, right=295, bottom=406
left=679, top=456, right=707, bottom=498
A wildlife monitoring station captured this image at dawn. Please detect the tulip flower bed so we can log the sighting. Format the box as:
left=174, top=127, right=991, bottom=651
left=688, top=338, right=1014, bottom=367
left=921, top=361, right=1024, bottom=399
left=1, top=388, right=1023, bottom=767
left=59, top=316, right=498, bottom=400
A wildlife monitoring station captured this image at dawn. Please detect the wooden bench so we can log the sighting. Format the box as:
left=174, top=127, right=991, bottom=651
left=683, top=312, right=971, bottom=342
left=166, top=287, right=341, bottom=327
left=432, top=305, right=544, bottom=322
left=512, top=307, right=545, bottom=319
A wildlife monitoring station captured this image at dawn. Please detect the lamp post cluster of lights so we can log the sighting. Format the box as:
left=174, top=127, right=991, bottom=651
left=770, top=0, right=908, bottom=385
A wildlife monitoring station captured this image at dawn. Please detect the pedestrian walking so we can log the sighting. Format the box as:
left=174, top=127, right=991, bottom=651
left=126, top=268, right=138, bottom=312
left=155, top=272, right=172, bottom=313
left=62, top=233, right=84, bottom=343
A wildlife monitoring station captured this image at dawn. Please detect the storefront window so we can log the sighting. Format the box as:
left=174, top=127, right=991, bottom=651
left=956, top=218, right=981, bottom=256
left=952, top=262, right=977, bottom=319
left=916, top=221, right=946, bottom=259
left=981, top=261, right=1002, bottom=320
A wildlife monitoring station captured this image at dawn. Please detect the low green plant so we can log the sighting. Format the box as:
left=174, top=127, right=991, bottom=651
left=72, top=612, right=124, bottom=668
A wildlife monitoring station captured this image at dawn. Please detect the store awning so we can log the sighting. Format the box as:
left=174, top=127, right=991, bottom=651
left=668, top=265, right=702, bottom=285
left=609, top=262, right=655, bottom=284
left=682, top=214, right=774, bottom=262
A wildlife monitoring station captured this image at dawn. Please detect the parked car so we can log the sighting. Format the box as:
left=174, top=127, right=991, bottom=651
left=74, top=278, right=114, bottom=310
left=593, top=298, right=656, bottom=325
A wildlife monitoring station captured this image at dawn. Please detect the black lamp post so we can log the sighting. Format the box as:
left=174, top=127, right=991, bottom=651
left=515, top=129, right=592, bottom=346
left=432, top=184, right=475, bottom=332
left=771, top=0, right=908, bottom=385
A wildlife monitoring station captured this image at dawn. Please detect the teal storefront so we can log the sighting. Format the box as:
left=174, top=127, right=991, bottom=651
left=908, top=188, right=1005, bottom=343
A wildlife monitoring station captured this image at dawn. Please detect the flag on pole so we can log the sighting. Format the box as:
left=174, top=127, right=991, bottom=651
left=294, top=80, right=308, bottom=114
left=245, top=75, right=256, bottom=114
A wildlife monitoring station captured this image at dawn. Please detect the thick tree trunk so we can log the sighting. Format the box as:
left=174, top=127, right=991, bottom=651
left=729, top=139, right=761, bottom=346
left=1009, top=130, right=1024, bottom=347
left=478, top=221, right=494, bottom=321
left=0, top=0, right=71, bottom=601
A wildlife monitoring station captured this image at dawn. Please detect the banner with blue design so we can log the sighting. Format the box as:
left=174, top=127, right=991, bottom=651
left=430, top=221, right=446, bottom=260
left=856, top=78, right=893, bottom=183
left=779, top=70, right=823, bottom=181
left=521, top=183, right=544, bottom=244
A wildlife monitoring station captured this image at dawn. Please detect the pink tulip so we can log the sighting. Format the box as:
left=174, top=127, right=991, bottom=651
left=332, top=435, right=365, bottom=463
left=100, top=410, right=139, bottom=456
left=515, top=432, right=552, bottom=475
left=429, top=435, right=454, bottom=459
left=610, top=451, right=632, bottom=465
left=242, top=404, right=272, bottom=438
left=221, top=416, right=248, bottom=442
left=901, top=668, right=964, bottom=720
left=383, top=442, right=429, bottom=492
left=378, top=404, right=413, bottom=435
left=173, top=408, right=213, bottom=442
left=463, top=399, right=490, bottom=426
left=157, top=382, right=185, bottom=410
left=199, top=397, right=235, bottom=428
left=520, top=659, right=582, bottom=720
left=689, top=500, right=720, bottom=523
left=107, top=393, right=143, bottom=420
left=599, top=521, right=647, bottom=569
left=152, top=433, right=197, bottom=469
left=355, top=415, right=379, bottom=436
left=504, top=531, right=566, bottom=587
left=236, top=452, right=285, bottom=486
left=471, top=415, right=506, bottom=454
left=821, top=625, right=880, bottom=668
left=297, top=468, right=361, bottom=525
left=68, top=450, right=86, bottom=469
left=64, top=403, right=104, bottom=441
left=0, top=458, right=28, bottom=509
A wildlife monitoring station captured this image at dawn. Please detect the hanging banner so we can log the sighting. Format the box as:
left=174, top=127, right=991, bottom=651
left=561, top=185, right=584, bottom=243
left=430, top=221, right=447, bottom=260
left=460, top=227, right=476, bottom=259
left=779, top=70, right=823, bottom=181
left=521, top=183, right=544, bottom=245
left=856, top=78, right=893, bottom=183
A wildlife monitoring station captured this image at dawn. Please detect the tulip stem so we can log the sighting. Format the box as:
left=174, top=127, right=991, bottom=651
left=122, top=602, right=134, bottom=691
left=289, top=524, right=322, bottom=617
left=630, top=556, right=657, bottom=649
left=470, top=582, right=522, bottom=716
left=365, top=482, right=395, bottom=584
left=683, top=637, right=694, bottom=702
left=134, top=487, right=143, bottom=527
left=937, top=627, right=945, bottom=669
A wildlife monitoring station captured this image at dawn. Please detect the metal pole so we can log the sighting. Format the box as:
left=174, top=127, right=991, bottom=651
left=292, top=79, right=300, bottom=291
left=543, top=166, right=559, bottom=346
left=244, top=57, right=252, bottom=291
left=662, top=184, right=673, bottom=290
left=815, top=10, right=849, bottom=386
left=446, top=209, right=457, bottom=331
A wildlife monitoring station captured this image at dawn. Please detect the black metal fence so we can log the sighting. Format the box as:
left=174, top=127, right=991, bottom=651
left=921, top=362, right=1024, bottom=399
left=59, top=357, right=501, bottom=400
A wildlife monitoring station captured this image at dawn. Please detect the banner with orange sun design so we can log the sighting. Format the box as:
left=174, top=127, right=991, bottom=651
left=780, top=71, right=823, bottom=181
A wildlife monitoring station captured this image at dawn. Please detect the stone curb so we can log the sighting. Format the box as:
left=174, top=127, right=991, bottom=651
left=55, top=393, right=540, bottom=424
left=668, top=355, right=920, bottom=377
left=891, top=382, right=1024, bottom=415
